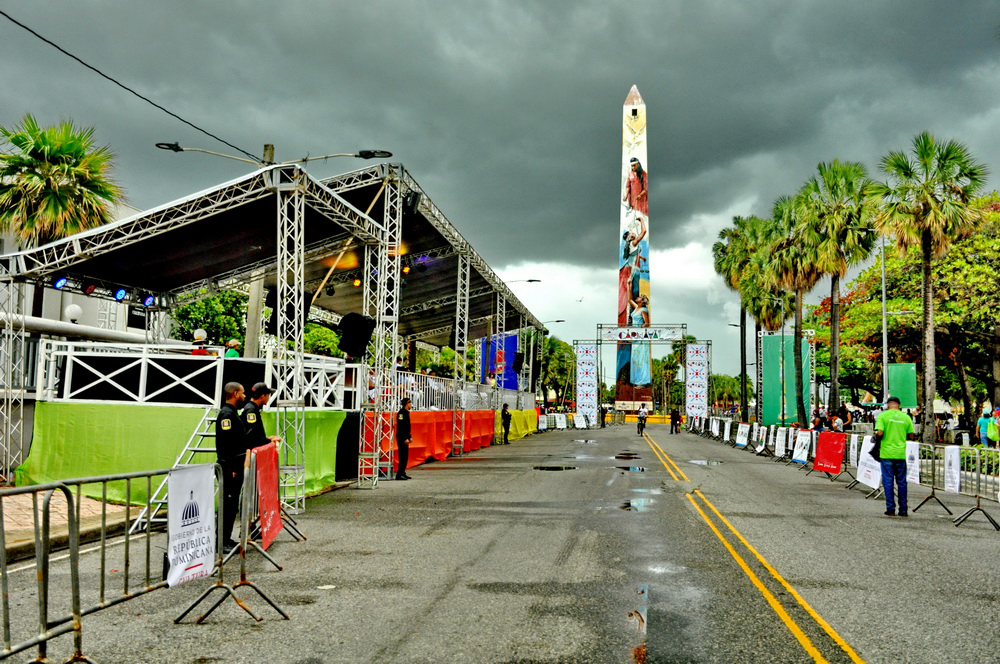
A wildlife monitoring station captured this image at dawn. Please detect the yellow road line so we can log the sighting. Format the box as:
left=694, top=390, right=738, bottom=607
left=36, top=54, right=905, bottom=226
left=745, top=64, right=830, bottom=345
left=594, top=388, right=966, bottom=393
left=685, top=493, right=829, bottom=664
left=642, top=434, right=679, bottom=481
left=644, top=433, right=689, bottom=481
left=693, top=490, right=867, bottom=664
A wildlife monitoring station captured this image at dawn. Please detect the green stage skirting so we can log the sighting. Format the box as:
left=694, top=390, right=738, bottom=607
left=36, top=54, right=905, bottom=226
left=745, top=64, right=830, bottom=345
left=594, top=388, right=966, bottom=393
left=495, top=409, right=538, bottom=442
left=15, top=402, right=345, bottom=503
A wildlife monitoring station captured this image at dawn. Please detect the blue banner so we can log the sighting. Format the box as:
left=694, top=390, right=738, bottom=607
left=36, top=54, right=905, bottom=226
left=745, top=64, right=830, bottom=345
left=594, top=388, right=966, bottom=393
left=480, top=334, right=518, bottom=389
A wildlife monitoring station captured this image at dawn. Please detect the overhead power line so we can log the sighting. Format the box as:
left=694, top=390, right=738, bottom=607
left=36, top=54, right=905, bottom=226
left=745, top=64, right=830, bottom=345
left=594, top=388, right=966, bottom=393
left=0, top=9, right=259, bottom=162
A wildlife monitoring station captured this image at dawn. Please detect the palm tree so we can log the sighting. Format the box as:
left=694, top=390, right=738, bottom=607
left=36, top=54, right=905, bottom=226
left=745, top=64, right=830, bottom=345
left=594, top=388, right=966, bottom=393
left=799, top=160, right=878, bottom=412
left=769, top=195, right=822, bottom=427
left=659, top=353, right=680, bottom=409
left=873, top=132, right=988, bottom=444
left=0, top=114, right=122, bottom=316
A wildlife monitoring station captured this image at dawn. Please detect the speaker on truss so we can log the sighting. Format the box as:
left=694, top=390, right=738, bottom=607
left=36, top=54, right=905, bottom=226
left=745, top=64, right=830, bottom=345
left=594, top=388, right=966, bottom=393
left=337, top=312, right=377, bottom=358
left=403, top=191, right=422, bottom=216
left=264, top=287, right=312, bottom=338
left=512, top=352, right=525, bottom=373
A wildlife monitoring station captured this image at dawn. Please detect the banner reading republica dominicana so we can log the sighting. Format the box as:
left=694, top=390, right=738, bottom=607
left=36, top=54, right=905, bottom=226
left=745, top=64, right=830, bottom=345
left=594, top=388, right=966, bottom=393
left=616, top=85, right=652, bottom=410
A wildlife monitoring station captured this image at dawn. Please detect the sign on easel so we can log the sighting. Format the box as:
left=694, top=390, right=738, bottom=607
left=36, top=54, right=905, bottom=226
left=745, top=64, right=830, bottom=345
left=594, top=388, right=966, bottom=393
left=735, top=423, right=750, bottom=448
left=167, top=464, right=216, bottom=587
left=813, top=432, right=845, bottom=474
left=857, top=436, right=881, bottom=489
left=723, top=420, right=732, bottom=442
left=905, top=442, right=921, bottom=485
left=254, top=442, right=282, bottom=551
left=774, top=428, right=788, bottom=457
left=944, top=445, right=960, bottom=494
left=792, top=431, right=811, bottom=464
left=849, top=434, right=859, bottom=468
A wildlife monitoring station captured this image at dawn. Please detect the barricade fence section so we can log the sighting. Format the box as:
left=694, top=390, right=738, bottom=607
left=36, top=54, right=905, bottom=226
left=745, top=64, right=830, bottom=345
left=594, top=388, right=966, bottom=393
left=685, top=418, right=1000, bottom=528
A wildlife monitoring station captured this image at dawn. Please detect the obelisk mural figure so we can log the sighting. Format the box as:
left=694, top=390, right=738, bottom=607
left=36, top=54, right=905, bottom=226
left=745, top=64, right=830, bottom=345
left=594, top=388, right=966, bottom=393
left=616, top=85, right=652, bottom=411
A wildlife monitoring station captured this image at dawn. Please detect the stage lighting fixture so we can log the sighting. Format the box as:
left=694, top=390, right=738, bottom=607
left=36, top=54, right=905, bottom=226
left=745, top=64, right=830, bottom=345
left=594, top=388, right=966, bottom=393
left=352, top=278, right=362, bottom=287
left=114, top=288, right=127, bottom=302
left=83, top=283, right=98, bottom=296
left=402, top=265, right=411, bottom=275
left=142, top=294, right=156, bottom=307
left=53, top=277, right=68, bottom=290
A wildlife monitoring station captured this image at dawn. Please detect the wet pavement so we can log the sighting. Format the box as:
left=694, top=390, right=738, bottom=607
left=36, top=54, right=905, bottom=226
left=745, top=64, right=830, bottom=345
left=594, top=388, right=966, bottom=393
left=4, top=424, right=1000, bottom=663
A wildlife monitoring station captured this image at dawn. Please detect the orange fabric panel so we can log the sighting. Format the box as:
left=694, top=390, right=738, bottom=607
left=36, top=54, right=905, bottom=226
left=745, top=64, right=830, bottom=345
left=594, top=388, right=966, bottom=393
left=365, top=410, right=498, bottom=471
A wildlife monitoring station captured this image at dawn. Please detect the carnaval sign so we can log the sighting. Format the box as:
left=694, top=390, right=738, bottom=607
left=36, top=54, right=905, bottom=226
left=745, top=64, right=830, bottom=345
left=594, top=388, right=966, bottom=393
left=602, top=326, right=683, bottom=341
left=615, top=85, right=652, bottom=408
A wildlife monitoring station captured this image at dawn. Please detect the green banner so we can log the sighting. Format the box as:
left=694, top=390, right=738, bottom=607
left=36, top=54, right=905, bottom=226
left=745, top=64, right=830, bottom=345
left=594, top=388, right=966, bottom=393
left=888, top=363, right=918, bottom=409
left=760, top=336, right=811, bottom=426
left=16, top=402, right=345, bottom=503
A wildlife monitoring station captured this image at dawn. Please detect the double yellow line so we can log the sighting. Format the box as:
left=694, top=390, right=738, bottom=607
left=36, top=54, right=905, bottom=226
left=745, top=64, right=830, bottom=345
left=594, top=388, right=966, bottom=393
left=642, top=433, right=865, bottom=664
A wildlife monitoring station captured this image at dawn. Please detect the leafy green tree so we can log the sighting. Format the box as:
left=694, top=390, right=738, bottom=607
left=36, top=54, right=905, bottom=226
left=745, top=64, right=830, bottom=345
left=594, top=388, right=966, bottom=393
left=799, top=160, right=878, bottom=410
left=171, top=290, right=248, bottom=347
left=304, top=324, right=343, bottom=357
left=873, top=132, right=988, bottom=443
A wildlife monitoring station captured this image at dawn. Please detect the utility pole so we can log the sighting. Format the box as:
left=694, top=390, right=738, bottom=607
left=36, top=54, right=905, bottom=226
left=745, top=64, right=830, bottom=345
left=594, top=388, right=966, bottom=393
left=244, top=144, right=274, bottom=358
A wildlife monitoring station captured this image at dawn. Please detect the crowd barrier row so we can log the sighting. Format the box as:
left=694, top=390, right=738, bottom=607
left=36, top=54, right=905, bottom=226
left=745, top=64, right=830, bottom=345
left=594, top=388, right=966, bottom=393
left=0, top=457, right=294, bottom=661
left=685, top=415, right=1000, bottom=530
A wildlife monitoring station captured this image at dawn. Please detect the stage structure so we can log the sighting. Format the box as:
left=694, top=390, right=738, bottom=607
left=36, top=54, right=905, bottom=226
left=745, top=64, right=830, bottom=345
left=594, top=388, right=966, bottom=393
left=756, top=330, right=815, bottom=425
left=588, top=324, right=686, bottom=418
left=573, top=341, right=598, bottom=424
left=616, top=85, right=653, bottom=410
left=0, top=162, right=542, bottom=500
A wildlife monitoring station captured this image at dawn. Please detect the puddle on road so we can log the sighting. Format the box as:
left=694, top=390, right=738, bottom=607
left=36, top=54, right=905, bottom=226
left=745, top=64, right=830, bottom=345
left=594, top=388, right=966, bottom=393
left=689, top=460, right=723, bottom=466
left=533, top=466, right=578, bottom=471
left=564, top=455, right=596, bottom=460
left=616, top=466, right=647, bottom=472
left=615, top=452, right=641, bottom=460
left=631, top=488, right=662, bottom=495
left=619, top=499, right=655, bottom=512
left=573, top=439, right=598, bottom=444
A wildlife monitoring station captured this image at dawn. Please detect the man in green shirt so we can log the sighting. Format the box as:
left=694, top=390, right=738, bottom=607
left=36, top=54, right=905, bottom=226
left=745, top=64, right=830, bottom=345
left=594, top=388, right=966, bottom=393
left=874, top=396, right=914, bottom=517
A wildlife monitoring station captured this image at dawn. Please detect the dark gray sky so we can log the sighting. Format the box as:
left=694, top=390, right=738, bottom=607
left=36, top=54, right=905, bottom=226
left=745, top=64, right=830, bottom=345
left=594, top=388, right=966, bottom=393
left=3, top=1, right=999, bottom=378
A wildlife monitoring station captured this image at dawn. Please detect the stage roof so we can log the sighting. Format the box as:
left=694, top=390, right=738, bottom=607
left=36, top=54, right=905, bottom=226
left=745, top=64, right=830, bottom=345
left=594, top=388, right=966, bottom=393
left=0, top=163, right=540, bottom=347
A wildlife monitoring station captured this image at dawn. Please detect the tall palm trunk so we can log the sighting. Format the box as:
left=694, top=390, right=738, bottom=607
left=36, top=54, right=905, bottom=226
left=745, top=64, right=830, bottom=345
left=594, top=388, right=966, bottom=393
left=739, top=305, right=747, bottom=422
left=793, top=289, right=807, bottom=426
left=920, top=229, right=936, bottom=445
left=829, top=274, right=840, bottom=410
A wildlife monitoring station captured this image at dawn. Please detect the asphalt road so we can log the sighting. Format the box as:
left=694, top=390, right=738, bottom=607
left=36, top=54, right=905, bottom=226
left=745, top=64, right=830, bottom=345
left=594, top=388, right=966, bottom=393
left=5, top=424, right=1000, bottom=663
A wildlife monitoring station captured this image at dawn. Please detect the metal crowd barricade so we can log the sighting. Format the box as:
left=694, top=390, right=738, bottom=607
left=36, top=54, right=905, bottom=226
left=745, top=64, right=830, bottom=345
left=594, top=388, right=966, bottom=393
left=1, top=468, right=173, bottom=662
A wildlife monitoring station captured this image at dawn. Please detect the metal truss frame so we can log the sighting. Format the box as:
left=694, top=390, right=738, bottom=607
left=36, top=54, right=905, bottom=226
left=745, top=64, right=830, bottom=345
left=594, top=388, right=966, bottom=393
left=358, top=169, right=402, bottom=488
left=97, top=299, right=119, bottom=330
left=0, top=278, right=25, bottom=482
left=324, top=244, right=457, bottom=289
left=451, top=255, right=470, bottom=456
left=493, top=294, right=506, bottom=412
left=399, top=286, right=491, bottom=317
left=272, top=166, right=308, bottom=512
left=517, top=316, right=530, bottom=409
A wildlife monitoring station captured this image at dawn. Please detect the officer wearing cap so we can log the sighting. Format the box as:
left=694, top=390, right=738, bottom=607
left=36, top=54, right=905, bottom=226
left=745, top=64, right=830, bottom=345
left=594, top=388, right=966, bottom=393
left=242, top=382, right=282, bottom=449
left=216, top=381, right=248, bottom=550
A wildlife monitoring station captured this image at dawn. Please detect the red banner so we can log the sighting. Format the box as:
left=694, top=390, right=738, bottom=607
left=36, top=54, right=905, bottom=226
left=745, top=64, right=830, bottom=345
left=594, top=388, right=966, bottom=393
left=813, top=431, right=846, bottom=474
left=253, top=442, right=281, bottom=551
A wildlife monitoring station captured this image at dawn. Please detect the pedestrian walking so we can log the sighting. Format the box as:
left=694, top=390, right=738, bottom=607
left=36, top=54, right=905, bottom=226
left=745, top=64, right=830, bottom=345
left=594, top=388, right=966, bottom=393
left=874, top=396, right=914, bottom=517
left=501, top=404, right=512, bottom=444
left=395, top=398, right=413, bottom=480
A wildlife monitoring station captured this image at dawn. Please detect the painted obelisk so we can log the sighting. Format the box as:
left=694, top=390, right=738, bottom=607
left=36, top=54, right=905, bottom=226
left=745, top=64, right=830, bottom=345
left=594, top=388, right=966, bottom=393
left=615, top=85, right=652, bottom=410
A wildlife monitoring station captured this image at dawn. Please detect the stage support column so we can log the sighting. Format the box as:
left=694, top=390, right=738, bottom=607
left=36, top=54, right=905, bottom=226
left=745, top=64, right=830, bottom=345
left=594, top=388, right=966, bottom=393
left=273, top=165, right=307, bottom=512
left=358, top=170, right=402, bottom=488
left=0, top=276, right=25, bottom=483
left=517, top=316, right=528, bottom=410
left=451, top=254, right=469, bottom=456
left=494, top=293, right=506, bottom=412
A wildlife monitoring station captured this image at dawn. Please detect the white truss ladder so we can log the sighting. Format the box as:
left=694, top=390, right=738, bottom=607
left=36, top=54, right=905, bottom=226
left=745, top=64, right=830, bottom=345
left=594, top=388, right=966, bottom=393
left=129, top=407, right=219, bottom=534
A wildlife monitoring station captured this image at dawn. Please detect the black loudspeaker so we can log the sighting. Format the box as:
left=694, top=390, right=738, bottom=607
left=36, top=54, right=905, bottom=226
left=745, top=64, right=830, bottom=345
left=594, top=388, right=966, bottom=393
left=264, top=287, right=311, bottom=338
left=512, top=352, right=525, bottom=373
left=404, top=191, right=422, bottom=215
left=337, top=312, right=377, bottom=358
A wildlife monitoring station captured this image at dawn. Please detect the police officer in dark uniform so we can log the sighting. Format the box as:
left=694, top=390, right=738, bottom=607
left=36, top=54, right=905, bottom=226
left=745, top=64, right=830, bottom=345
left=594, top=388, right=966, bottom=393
left=242, top=382, right=281, bottom=450
left=395, top=398, right=412, bottom=480
left=501, top=403, right=512, bottom=444
left=216, top=381, right=248, bottom=550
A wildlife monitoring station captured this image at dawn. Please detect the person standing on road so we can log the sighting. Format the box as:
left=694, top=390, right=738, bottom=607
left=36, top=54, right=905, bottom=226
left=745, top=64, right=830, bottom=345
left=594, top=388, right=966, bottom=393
left=395, top=398, right=413, bottom=481
left=637, top=403, right=648, bottom=435
left=670, top=407, right=681, bottom=434
left=501, top=404, right=512, bottom=444
left=216, top=382, right=248, bottom=550
left=979, top=410, right=994, bottom=447
left=874, top=396, right=915, bottom=517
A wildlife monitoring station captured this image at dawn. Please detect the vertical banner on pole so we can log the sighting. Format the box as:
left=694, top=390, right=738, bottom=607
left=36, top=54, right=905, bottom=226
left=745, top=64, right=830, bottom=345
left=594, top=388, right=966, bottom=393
left=167, top=464, right=216, bottom=587
left=944, top=445, right=960, bottom=494
left=760, top=336, right=811, bottom=426
left=254, top=442, right=282, bottom=551
left=575, top=342, right=599, bottom=426
left=615, top=85, right=652, bottom=410
left=685, top=344, right=709, bottom=418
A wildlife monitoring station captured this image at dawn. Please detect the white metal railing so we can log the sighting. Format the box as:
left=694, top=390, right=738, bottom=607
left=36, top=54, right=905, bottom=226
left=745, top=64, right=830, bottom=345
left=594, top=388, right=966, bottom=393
left=352, top=369, right=534, bottom=413
left=263, top=348, right=346, bottom=409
